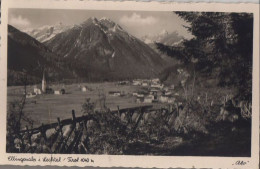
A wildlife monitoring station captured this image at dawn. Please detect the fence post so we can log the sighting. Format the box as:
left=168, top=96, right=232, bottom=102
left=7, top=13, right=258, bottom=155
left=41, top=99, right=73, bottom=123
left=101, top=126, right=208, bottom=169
left=132, top=107, right=143, bottom=134
left=176, top=102, right=179, bottom=117
left=26, top=125, right=32, bottom=145
left=40, top=123, right=47, bottom=141
left=72, top=110, right=76, bottom=125
left=170, top=104, right=173, bottom=113
left=117, top=105, right=120, bottom=117
left=127, top=108, right=131, bottom=124
left=57, top=117, right=63, bottom=136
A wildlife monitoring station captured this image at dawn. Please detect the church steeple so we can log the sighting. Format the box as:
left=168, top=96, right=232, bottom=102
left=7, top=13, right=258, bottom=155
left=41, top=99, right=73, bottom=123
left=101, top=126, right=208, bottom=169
left=42, top=70, right=46, bottom=93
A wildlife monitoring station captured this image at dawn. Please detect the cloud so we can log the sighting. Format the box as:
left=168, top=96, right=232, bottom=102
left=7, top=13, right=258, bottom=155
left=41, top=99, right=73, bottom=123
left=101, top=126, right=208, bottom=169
left=9, top=15, right=31, bottom=28
left=119, top=13, right=158, bottom=26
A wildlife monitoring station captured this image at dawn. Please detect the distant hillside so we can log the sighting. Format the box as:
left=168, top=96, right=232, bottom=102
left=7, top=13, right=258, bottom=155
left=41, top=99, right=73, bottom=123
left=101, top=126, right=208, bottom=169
left=45, top=17, right=166, bottom=81
left=8, top=25, right=72, bottom=85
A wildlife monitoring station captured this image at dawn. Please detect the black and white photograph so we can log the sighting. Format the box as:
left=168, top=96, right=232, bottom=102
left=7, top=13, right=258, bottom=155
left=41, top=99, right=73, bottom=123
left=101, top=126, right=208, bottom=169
left=6, top=8, right=254, bottom=155
left=0, top=0, right=259, bottom=168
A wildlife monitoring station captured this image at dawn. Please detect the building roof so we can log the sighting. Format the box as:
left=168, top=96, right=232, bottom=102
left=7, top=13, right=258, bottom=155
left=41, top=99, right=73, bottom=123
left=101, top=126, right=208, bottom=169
left=109, top=91, right=121, bottom=94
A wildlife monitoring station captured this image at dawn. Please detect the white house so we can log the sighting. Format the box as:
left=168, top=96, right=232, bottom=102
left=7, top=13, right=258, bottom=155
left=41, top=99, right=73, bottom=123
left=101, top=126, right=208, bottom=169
left=152, top=78, right=160, bottom=84
left=34, top=88, right=42, bottom=95
left=109, top=91, right=121, bottom=96
left=132, top=92, right=138, bottom=96
left=136, top=93, right=145, bottom=98
left=54, top=89, right=65, bottom=95
left=54, top=90, right=61, bottom=95
left=133, top=81, right=140, bottom=86
left=26, top=92, right=37, bottom=98
left=144, top=96, right=153, bottom=103
left=160, top=95, right=169, bottom=103
left=81, top=86, right=87, bottom=92
left=151, top=84, right=164, bottom=89
left=142, top=82, right=148, bottom=87
left=133, top=80, right=142, bottom=86
left=159, top=95, right=175, bottom=103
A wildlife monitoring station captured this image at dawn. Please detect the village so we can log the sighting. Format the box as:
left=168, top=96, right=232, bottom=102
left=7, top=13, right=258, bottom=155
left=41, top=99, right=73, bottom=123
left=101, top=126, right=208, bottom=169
left=25, top=70, right=182, bottom=107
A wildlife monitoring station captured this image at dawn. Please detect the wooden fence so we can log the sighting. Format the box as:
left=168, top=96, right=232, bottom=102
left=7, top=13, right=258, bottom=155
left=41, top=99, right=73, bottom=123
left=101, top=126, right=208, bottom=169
left=19, top=105, right=153, bottom=135
left=12, top=104, right=183, bottom=154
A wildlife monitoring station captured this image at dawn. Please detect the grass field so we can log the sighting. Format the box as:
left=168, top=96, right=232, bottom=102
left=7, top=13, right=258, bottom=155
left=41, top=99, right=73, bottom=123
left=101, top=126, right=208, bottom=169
left=7, top=82, right=148, bottom=128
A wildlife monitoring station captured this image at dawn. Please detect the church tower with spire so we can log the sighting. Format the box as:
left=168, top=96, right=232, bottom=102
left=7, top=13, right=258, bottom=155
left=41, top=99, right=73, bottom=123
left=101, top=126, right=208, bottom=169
left=42, top=71, right=46, bottom=93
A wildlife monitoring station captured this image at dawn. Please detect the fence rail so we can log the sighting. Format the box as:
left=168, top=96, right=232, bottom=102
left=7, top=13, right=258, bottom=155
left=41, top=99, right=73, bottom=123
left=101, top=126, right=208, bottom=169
left=20, top=105, right=153, bottom=135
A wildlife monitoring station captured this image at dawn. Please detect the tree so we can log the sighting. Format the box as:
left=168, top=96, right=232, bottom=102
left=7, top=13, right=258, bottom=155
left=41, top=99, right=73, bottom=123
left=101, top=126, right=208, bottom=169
left=157, top=12, right=253, bottom=101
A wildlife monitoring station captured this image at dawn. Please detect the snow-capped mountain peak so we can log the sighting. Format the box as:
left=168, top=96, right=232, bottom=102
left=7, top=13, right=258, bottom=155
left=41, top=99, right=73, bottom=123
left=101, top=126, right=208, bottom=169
left=25, top=23, right=71, bottom=43
left=141, top=30, right=184, bottom=46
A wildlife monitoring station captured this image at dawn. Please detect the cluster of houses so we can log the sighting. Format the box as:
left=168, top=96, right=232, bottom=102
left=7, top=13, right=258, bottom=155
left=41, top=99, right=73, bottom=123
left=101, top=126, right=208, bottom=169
left=132, top=78, right=177, bottom=104
left=107, top=78, right=179, bottom=104
left=117, top=81, right=130, bottom=86
left=133, top=78, right=164, bottom=88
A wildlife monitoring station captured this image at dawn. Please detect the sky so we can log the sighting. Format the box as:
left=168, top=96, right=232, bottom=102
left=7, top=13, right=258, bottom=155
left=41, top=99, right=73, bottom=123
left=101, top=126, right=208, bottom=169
left=8, top=8, right=193, bottom=39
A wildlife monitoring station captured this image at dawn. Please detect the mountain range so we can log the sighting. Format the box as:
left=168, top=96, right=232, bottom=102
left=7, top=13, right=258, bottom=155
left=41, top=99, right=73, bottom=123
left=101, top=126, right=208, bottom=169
left=8, top=17, right=175, bottom=85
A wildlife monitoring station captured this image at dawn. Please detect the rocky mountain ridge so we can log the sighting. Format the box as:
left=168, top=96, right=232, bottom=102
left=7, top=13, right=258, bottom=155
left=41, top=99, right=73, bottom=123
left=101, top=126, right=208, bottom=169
left=45, top=17, right=166, bottom=81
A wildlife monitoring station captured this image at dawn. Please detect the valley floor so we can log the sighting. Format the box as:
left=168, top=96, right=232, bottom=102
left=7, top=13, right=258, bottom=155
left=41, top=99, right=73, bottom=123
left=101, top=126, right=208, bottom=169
left=8, top=82, right=147, bottom=127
